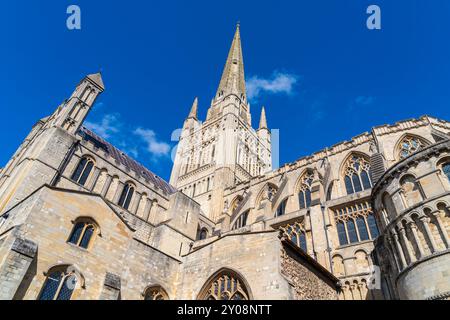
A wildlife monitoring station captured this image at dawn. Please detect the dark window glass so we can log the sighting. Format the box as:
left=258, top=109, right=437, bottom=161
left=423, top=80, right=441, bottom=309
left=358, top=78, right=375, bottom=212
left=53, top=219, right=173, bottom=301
left=71, top=158, right=87, bottom=182
left=361, top=170, right=372, bottom=190
left=68, top=222, right=84, bottom=245
left=56, top=275, right=76, bottom=300
left=275, top=199, right=287, bottom=217
left=345, top=176, right=354, bottom=195
left=298, top=192, right=306, bottom=209
left=352, top=174, right=363, bottom=193
left=39, top=272, right=63, bottom=300
left=443, top=163, right=450, bottom=181
left=356, top=217, right=370, bottom=241
left=78, top=161, right=94, bottom=186
left=79, top=225, right=94, bottom=249
left=118, top=184, right=134, bottom=210
left=299, top=232, right=307, bottom=252
left=347, top=219, right=359, bottom=243
left=337, top=222, right=348, bottom=246
left=305, top=189, right=311, bottom=208
left=367, top=214, right=379, bottom=238
left=199, top=228, right=208, bottom=240
left=124, top=187, right=134, bottom=209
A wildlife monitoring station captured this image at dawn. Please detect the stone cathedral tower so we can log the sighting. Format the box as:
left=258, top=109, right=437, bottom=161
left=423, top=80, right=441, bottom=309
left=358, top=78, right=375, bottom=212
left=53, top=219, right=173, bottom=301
left=170, top=25, right=272, bottom=221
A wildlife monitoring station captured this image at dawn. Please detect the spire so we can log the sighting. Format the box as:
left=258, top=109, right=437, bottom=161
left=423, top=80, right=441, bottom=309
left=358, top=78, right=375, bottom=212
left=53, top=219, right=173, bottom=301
left=86, top=72, right=105, bottom=91
left=215, top=23, right=246, bottom=101
left=188, top=97, right=198, bottom=119
left=259, top=106, right=268, bottom=129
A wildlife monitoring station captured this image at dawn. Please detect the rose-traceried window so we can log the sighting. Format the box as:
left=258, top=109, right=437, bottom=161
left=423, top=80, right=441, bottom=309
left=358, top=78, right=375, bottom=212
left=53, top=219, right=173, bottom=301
left=398, top=136, right=427, bottom=160
left=281, top=221, right=308, bottom=252
left=199, top=271, right=250, bottom=300
left=298, top=171, right=314, bottom=209
left=344, top=155, right=372, bottom=195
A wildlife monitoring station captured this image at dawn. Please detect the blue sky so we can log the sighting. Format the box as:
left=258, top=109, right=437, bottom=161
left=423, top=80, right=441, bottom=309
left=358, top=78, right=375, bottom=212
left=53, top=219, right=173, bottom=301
left=2, top=1, right=450, bottom=180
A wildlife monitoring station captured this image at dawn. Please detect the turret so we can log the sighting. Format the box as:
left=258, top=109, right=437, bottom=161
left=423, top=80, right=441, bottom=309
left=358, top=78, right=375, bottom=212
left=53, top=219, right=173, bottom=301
left=54, top=73, right=104, bottom=135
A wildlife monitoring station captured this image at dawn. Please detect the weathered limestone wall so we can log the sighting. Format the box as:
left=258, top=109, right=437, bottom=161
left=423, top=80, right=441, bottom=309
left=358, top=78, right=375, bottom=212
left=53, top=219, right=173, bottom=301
left=280, top=244, right=338, bottom=300
left=177, top=231, right=292, bottom=300
left=397, top=251, right=450, bottom=300
left=0, top=187, right=181, bottom=300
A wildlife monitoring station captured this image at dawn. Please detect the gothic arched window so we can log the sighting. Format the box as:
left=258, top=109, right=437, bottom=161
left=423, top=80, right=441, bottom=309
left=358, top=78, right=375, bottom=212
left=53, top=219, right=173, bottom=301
left=298, top=171, right=314, bottom=209
left=232, top=210, right=249, bottom=230
left=39, top=266, right=78, bottom=300
left=397, top=135, right=427, bottom=160
left=275, top=198, right=288, bottom=217
left=199, top=271, right=250, bottom=300
left=118, top=183, right=135, bottom=210
left=282, top=222, right=308, bottom=252
left=68, top=218, right=98, bottom=249
left=71, top=157, right=94, bottom=186
left=334, top=201, right=378, bottom=246
left=343, top=154, right=372, bottom=195
left=197, top=227, right=208, bottom=240
left=144, top=286, right=169, bottom=300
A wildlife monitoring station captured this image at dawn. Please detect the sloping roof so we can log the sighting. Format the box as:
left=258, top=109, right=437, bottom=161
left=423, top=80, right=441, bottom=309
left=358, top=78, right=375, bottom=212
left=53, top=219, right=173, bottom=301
left=78, top=126, right=177, bottom=195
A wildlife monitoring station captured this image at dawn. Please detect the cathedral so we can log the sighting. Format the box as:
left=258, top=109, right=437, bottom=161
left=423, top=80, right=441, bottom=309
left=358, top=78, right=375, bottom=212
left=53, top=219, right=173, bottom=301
left=0, top=25, right=449, bottom=300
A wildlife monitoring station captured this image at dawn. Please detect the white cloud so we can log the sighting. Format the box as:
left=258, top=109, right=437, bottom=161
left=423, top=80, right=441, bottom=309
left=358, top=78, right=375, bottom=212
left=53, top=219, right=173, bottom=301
left=134, top=127, right=171, bottom=157
left=246, top=72, right=299, bottom=101
left=84, top=113, right=120, bottom=139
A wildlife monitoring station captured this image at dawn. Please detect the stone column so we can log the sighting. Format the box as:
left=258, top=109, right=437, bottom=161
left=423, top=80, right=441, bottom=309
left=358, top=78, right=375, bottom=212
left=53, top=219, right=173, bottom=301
left=419, top=216, right=438, bottom=253
left=98, top=272, right=121, bottom=300
left=142, top=198, right=152, bottom=222
left=113, top=182, right=125, bottom=204
left=101, top=175, right=113, bottom=197
left=431, top=210, right=450, bottom=249
left=408, top=221, right=424, bottom=259
left=391, top=230, right=407, bottom=270
left=387, top=237, right=401, bottom=272
left=0, top=238, right=38, bottom=300
left=131, top=192, right=142, bottom=215
left=398, top=225, right=414, bottom=264
left=88, top=167, right=101, bottom=191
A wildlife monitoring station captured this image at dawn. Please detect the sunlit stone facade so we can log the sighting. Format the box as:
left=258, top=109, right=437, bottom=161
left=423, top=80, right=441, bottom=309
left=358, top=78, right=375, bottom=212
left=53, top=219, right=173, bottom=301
left=0, top=25, right=449, bottom=300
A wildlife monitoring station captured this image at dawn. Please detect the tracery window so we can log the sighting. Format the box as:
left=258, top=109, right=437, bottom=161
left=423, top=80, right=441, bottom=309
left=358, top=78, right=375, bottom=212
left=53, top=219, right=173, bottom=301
left=275, top=198, right=288, bottom=217
left=344, top=155, right=372, bottom=195
left=118, top=183, right=135, bottom=210
left=398, top=136, right=426, bottom=160
left=334, top=201, right=379, bottom=246
left=68, top=218, right=97, bottom=249
left=232, top=210, right=249, bottom=230
left=298, top=171, right=314, bottom=209
left=200, top=272, right=249, bottom=300
left=39, top=266, right=78, bottom=300
left=71, top=157, right=94, bottom=186
left=281, top=221, right=308, bottom=252
left=144, top=286, right=169, bottom=300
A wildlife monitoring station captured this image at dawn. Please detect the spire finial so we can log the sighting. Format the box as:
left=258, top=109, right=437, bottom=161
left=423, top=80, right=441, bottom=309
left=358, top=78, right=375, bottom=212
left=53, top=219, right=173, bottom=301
left=259, top=106, right=268, bottom=129
left=188, top=97, right=198, bottom=120
left=215, top=24, right=246, bottom=101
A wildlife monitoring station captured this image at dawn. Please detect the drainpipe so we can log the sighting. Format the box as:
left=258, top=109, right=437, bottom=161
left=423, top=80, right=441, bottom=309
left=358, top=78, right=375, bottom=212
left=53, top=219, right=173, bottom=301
left=321, top=203, right=334, bottom=274
left=50, top=140, right=80, bottom=186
